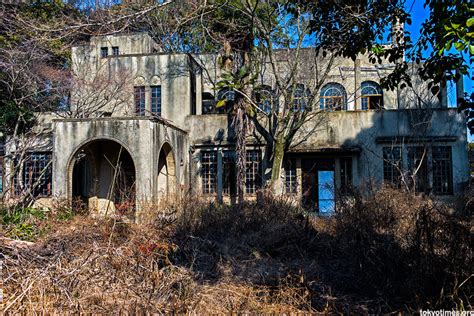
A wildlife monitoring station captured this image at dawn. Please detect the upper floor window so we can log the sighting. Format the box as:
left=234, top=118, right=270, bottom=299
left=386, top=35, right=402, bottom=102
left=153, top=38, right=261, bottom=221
left=112, top=46, right=119, bottom=56
left=361, top=81, right=383, bottom=110
left=254, top=85, right=277, bottom=114
left=320, top=82, right=347, bottom=111
left=134, top=86, right=146, bottom=116
left=100, top=47, right=108, bottom=58
left=292, top=84, right=310, bottom=112
left=151, top=86, right=162, bottom=115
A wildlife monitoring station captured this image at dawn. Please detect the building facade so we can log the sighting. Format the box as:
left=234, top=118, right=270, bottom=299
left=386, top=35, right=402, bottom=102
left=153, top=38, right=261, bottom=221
left=0, top=33, right=470, bottom=220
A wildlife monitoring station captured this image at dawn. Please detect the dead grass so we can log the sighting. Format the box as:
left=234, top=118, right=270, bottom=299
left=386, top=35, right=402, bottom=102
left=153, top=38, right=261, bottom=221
left=1, top=188, right=472, bottom=313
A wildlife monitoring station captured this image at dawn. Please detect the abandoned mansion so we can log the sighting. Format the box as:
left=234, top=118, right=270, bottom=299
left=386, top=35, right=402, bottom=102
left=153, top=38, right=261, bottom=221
left=0, top=33, right=470, bottom=219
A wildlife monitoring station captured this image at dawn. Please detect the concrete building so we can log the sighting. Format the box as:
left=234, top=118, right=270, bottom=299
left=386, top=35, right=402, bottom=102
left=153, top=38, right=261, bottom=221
left=0, top=33, right=470, bottom=220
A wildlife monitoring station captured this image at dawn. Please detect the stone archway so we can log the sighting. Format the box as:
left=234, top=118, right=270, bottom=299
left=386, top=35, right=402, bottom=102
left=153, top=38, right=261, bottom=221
left=69, top=139, right=136, bottom=217
left=157, top=142, right=176, bottom=201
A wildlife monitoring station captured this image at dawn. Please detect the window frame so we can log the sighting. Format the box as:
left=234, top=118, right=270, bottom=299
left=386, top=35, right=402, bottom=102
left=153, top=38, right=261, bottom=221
left=150, top=85, right=162, bottom=115
left=383, top=146, right=402, bottom=187
left=432, top=146, right=453, bottom=195
left=201, top=151, right=218, bottom=194
left=285, top=158, right=297, bottom=194
left=361, top=81, right=383, bottom=110
left=320, top=82, right=347, bottom=111
left=245, top=150, right=262, bottom=194
left=100, top=47, right=108, bottom=58
left=134, top=86, right=146, bottom=116
left=112, top=46, right=119, bottom=56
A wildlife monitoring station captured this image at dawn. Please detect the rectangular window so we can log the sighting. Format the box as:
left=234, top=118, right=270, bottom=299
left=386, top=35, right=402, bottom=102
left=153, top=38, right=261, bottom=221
left=245, top=150, right=262, bottom=194
left=339, top=157, right=352, bottom=190
left=432, top=146, right=453, bottom=195
left=190, top=70, right=197, bottom=115
left=100, top=47, right=108, bottom=58
left=285, top=158, right=297, bottom=193
left=383, top=146, right=402, bottom=186
left=201, top=151, right=217, bottom=194
left=407, top=146, right=429, bottom=193
left=318, top=170, right=335, bottom=214
left=223, top=151, right=236, bottom=195
left=112, top=46, right=119, bottom=56
left=151, top=86, right=161, bottom=115
left=134, top=86, right=146, bottom=116
left=15, top=152, right=53, bottom=197
left=0, top=142, right=4, bottom=194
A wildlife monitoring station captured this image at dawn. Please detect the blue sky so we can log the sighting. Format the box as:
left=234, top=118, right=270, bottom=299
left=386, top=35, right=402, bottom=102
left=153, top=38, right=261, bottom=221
left=406, top=1, right=472, bottom=140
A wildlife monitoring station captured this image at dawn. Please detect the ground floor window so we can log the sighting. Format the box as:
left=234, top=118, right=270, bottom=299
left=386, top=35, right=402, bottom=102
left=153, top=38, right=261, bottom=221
left=201, top=151, right=218, bottom=194
left=302, top=158, right=335, bottom=214
left=0, top=142, right=4, bottom=194
left=285, top=158, right=297, bottom=193
left=432, top=146, right=453, bottom=194
left=245, top=150, right=262, bottom=194
left=339, top=157, right=352, bottom=190
left=383, top=146, right=402, bottom=186
left=201, top=149, right=262, bottom=195
left=14, top=152, right=53, bottom=197
left=382, top=145, right=453, bottom=195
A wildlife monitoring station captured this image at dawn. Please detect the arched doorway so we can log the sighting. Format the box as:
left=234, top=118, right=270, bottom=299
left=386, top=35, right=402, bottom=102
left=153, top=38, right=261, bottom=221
left=70, top=139, right=136, bottom=217
left=157, top=142, right=176, bottom=201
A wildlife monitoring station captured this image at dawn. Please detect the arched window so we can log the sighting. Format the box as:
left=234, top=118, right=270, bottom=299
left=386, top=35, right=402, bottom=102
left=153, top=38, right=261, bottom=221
left=254, top=85, right=277, bottom=114
left=320, top=83, right=347, bottom=111
left=293, top=83, right=310, bottom=111
left=361, top=81, right=383, bottom=110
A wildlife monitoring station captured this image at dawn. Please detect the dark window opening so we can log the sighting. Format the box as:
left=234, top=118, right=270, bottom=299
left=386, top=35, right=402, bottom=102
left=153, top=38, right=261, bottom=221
left=432, top=146, right=453, bottom=195
left=245, top=150, right=262, bottom=194
left=0, top=144, right=4, bottom=194
left=190, top=70, right=197, bottom=115
left=112, top=46, right=119, bottom=56
left=383, top=146, right=402, bottom=187
left=151, top=86, right=161, bottom=115
left=339, top=157, right=352, bottom=191
left=134, top=86, right=146, bottom=116
left=223, top=151, right=236, bottom=195
left=407, top=147, right=429, bottom=193
left=100, top=47, right=108, bottom=58
left=285, top=158, right=297, bottom=194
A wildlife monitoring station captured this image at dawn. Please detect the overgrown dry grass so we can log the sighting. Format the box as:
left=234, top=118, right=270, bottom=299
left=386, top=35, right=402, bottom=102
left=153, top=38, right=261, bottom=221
left=1, top=188, right=472, bottom=313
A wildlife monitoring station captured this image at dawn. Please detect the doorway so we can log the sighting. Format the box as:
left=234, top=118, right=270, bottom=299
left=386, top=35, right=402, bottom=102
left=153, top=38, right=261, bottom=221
left=302, top=158, right=335, bottom=214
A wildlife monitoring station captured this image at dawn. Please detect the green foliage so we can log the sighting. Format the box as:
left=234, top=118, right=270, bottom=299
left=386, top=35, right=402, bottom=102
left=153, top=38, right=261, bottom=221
left=1, top=206, right=47, bottom=241
left=0, top=101, right=35, bottom=138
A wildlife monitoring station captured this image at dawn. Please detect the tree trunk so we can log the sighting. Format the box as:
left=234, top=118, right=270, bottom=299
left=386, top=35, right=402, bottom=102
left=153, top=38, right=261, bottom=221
left=270, top=133, right=285, bottom=193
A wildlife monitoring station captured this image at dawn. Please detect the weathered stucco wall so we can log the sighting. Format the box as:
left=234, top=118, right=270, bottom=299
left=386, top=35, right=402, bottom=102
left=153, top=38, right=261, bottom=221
left=52, top=117, right=188, bottom=221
